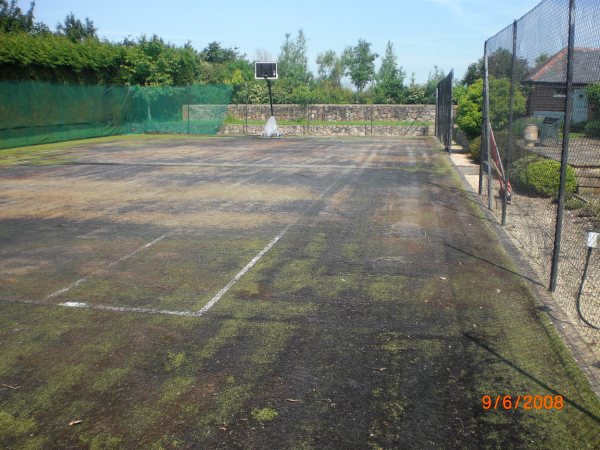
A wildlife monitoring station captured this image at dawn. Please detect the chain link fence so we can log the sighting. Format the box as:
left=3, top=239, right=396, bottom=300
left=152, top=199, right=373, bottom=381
left=481, top=0, right=599, bottom=339
left=436, top=70, right=454, bottom=152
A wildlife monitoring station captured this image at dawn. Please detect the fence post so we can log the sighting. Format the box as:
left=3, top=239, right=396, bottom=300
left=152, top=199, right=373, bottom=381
left=245, top=85, right=249, bottom=135
left=435, top=87, right=439, bottom=139
left=447, top=70, right=453, bottom=153
left=483, top=43, right=493, bottom=209
left=479, top=43, right=488, bottom=196
left=502, top=20, right=518, bottom=226
left=550, top=0, right=577, bottom=292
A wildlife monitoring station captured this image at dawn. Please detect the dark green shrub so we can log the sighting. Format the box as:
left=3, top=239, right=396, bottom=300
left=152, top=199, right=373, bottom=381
left=510, top=155, right=543, bottom=191
left=584, top=120, right=600, bottom=138
left=526, top=159, right=577, bottom=198
left=469, top=136, right=482, bottom=163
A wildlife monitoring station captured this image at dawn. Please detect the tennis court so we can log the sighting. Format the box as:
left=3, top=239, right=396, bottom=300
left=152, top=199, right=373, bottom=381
left=1, top=135, right=599, bottom=449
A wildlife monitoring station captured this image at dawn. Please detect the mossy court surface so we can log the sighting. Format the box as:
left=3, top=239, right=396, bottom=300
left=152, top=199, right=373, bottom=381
left=0, top=135, right=599, bottom=449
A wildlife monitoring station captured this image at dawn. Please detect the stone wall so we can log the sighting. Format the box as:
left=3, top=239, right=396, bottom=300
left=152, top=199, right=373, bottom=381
left=222, top=124, right=432, bottom=137
left=226, top=104, right=436, bottom=122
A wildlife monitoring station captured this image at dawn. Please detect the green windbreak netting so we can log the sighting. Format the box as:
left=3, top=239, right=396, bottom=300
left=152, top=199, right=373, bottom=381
left=0, top=81, right=233, bottom=149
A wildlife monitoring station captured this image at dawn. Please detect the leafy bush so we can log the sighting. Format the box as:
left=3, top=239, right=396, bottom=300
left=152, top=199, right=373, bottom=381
left=585, top=82, right=600, bottom=110
left=511, top=155, right=544, bottom=191
left=525, top=159, right=577, bottom=198
left=455, top=79, right=483, bottom=139
left=584, top=120, right=600, bottom=138
left=455, top=77, right=527, bottom=140
left=469, top=136, right=482, bottom=163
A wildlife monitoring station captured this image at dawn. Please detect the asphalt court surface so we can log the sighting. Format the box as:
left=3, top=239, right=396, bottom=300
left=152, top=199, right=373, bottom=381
left=1, top=135, right=599, bottom=449
left=0, top=136, right=418, bottom=313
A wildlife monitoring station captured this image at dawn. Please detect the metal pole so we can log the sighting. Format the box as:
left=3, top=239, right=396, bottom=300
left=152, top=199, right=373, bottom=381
left=435, top=87, right=439, bottom=140
left=479, top=45, right=487, bottom=196
left=483, top=45, right=492, bottom=209
left=447, top=70, right=453, bottom=153
left=245, top=83, right=248, bottom=135
left=267, top=79, right=274, bottom=117
left=502, top=20, right=518, bottom=226
left=550, top=0, right=576, bottom=292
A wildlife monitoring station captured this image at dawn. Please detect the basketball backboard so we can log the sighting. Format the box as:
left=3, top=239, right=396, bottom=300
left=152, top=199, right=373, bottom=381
left=255, top=62, right=278, bottom=80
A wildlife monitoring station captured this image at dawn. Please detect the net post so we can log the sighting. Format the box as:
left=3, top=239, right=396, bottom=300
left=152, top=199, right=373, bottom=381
left=501, top=20, right=518, bottom=226
left=479, top=43, right=487, bottom=196
left=550, top=0, right=577, bottom=292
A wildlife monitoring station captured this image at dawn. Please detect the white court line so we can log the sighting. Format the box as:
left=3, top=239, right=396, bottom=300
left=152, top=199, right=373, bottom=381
left=194, top=230, right=286, bottom=316
left=19, top=154, right=364, bottom=318
left=46, top=234, right=167, bottom=300
left=54, top=176, right=345, bottom=317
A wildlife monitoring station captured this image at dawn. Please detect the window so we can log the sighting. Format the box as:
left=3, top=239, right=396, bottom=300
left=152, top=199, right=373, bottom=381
left=553, top=88, right=567, bottom=98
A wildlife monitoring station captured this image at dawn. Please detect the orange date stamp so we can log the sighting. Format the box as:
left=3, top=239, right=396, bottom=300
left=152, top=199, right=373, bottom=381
left=482, top=395, right=564, bottom=411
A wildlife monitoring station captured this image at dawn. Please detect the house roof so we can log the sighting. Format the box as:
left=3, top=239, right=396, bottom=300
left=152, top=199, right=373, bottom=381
left=527, top=47, right=600, bottom=84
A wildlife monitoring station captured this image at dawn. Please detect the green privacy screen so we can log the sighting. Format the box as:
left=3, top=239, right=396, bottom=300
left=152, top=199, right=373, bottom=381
left=0, top=81, right=233, bottom=149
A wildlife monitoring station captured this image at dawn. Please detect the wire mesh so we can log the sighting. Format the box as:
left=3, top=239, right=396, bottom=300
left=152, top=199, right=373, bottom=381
left=436, top=70, right=453, bottom=151
left=482, top=0, right=599, bottom=338
left=0, top=82, right=233, bottom=149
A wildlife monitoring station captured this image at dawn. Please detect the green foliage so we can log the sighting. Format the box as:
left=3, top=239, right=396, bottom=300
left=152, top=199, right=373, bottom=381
left=373, top=41, right=405, bottom=104
left=343, top=39, right=378, bottom=95
left=278, top=29, right=312, bottom=83
left=583, top=119, right=600, bottom=137
left=456, top=79, right=483, bottom=139
left=316, top=49, right=344, bottom=87
left=585, top=82, right=600, bottom=112
left=402, top=81, right=427, bottom=104
left=462, top=59, right=483, bottom=86
left=455, top=77, right=527, bottom=139
left=511, top=155, right=543, bottom=190
left=200, top=41, right=240, bottom=64
left=424, top=66, right=446, bottom=103
left=0, top=0, right=34, bottom=33
left=488, top=48, right=530, bottom=83
left=469, top=136, right=482, bottom=163
left=0, top=12, right=445, bottom=106
left=251, top=407, right=278, bottom=424
left=525, top=159, right=577, bottom=198
left=56, top=13, right=97, bottom=42
left=489, top=77, right=526, bottom=130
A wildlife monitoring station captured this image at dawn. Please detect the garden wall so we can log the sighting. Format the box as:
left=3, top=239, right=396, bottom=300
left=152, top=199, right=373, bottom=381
left=226, top=104, right=436, bottom=122
left=222, top=124, right=432, bottom=137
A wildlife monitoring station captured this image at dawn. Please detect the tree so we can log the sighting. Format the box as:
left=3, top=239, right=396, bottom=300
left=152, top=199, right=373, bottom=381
left=455, top=77, right=527, bottom=139
left=0, top=0, right=34, bottom=33
left=462, top=59, right=483, bottom=86
left=456, top=79, right=483, bottom=139
left=424, top=65, right=445, bottom=103
left=200, top=41, right=240, bottom=64
left=343, top=39, right=378, bottom=97
left=278, top=29, right=311, bottom=82
left=56, top=12, right=97, bottom=42
left=488, top=48, right=529, bottom=83
left=316, top=50, right=344, bottom=87
left=374, top=41, right=405, bottom=103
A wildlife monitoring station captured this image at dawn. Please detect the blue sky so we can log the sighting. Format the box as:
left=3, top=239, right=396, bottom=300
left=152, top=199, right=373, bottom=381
left=29, top=0, right=542, bottom=83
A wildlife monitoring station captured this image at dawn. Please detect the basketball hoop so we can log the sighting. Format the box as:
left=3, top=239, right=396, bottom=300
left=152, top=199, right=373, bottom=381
left=255, top=62, right=280, bottom=138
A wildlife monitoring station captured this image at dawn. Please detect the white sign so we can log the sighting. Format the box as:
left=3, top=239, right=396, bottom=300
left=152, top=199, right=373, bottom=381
left=587, top=232, right=599, bottom=249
